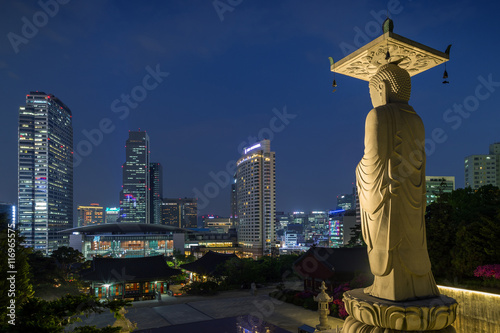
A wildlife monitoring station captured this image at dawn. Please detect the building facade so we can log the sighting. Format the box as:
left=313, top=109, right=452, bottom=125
left=425, top=176, right=455, bottom=205
left=77, top=203, right=104, bottom=226
left=104, top=207, right=120, bottom=224
left=230, top=179, right=238, bottom=227
left=120, top=131, right=150, bottom=223
left=18, top=92, right=73, bottom=254
left=0, top=202, right=16, bottom=226
left=336, top=190, right=355, bottom=211
left=464, top=142, right=500, bottom=189
left=328, top=209, right=357, bottom=248
left=236, top=140, right=276, bottom=258
left=161, top=198, right=198, bottom=228
left=203, top=216, right=232, bottom=233
left=149, top=162, right=163, bottom=224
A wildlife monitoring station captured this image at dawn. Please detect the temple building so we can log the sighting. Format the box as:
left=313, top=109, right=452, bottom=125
left=81, top=255, right=180, bottom=300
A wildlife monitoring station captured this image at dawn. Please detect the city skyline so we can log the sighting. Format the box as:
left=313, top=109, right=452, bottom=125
left=1, top=1, right=500, bottom=217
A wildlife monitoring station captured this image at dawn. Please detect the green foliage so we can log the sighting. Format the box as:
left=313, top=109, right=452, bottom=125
left=172, top=249, right=195, bottom=267
left=1, top=293, right=131, bottom=333
left=426, top=185, right=500, bottom=280
left=51, top=246, right=85, bottom=281
left=221, top=254, right=299, bottom=287
left=181, top=281, right=220, bottom=295
left=302, top=297, right=318, bottom=311
left=29, top=248, right=88, bottom=299
left=346, top=223, right=365, bottom=247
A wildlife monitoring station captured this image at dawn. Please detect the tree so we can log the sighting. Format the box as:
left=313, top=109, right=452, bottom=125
left=426, top=185, right=500, bottom=279
left=2, top=293, right=131, bottom=333
left=51, top=246, right=85, bottom=281
left=346, top=223, right=365, bottom=247
left=0, top=213, right=33, bottom=326
left=172, top=249, right=195, bottom=267
left=28, top=250, right=62, bottom=291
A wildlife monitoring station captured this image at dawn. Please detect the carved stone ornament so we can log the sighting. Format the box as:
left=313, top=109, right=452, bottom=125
left=331, top=32, right=449, bottom=81
left=343, top=289, right=458, bottom=331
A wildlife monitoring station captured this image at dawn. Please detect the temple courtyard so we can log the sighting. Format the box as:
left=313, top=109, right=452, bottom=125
left=68, top=285, right=344, bottom=332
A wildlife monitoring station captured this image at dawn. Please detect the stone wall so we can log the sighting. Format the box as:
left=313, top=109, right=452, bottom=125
left=438, top=285, right=500, bottom=333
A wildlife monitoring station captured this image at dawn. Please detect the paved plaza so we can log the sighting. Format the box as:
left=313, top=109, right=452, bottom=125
left=68, top=286, right=344, bottom=332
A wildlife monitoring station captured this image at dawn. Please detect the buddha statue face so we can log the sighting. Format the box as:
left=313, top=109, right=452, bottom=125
left=369, top=63, right=411, bottom=108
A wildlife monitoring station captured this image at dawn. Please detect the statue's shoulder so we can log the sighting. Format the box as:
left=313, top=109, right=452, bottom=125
left=366, top=106, right=391, bottom=121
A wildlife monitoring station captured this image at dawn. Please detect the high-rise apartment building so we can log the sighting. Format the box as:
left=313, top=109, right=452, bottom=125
left=236, top=140, right=276, bottom=258
left=77, top=203, right=104, bottom=226
left=464, top=142, right=500, bottom=189
left=120, top=131, right=150, bottom=223
left=425, top=176, right=455, bottom=205
left=161, top=198, right=197, bottom=228
left=491, top=143, right=500, bottom=186
left=150, top=162, right=163, bottom=224
left=18, top=92, right=73, bottom=254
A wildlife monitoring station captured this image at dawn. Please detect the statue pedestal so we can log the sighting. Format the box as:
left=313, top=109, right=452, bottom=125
left=342, top=289, right=458, bottom=332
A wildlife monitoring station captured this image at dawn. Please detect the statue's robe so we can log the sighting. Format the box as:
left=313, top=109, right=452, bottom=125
left=356, top=103, right=440, bottom=301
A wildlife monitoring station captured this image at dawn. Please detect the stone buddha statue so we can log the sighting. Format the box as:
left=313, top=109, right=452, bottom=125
left=356, top=63, right=440, bottom=301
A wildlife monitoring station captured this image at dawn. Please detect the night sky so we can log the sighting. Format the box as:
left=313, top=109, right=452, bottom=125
left=1, top=0, right=499, bottom=217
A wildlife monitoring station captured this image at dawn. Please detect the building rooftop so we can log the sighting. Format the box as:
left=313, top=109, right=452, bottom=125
left=294, top=246, right=370, bottom=279
left=60, top=223, right=191, bottom=234
left=181, top=251, right=239, bottom=276
left=81, top=255, right=180, bottom=282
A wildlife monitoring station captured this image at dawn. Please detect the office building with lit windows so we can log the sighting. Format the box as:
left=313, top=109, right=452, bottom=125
left=328, top=209, right=356, bottom=248
left=425, top=176, right=455, bottom=205
left=464, top=142, right=499, bottom=189
left=149, top=162, right=163, bottom=224
left=18, top=91, right=73, bottom=255
left=120, top=131, right=150, bottom=223
left=77, top=203, right=104, bottom=226
left=105, top=207, right=120, bottom=224
left=161, top=198, right=198, bottom=228
left=236, top=140, right=276, bottom=258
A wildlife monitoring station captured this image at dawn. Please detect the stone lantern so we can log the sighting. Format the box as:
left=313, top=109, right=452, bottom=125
left=314, top=281, right=332, bottom=331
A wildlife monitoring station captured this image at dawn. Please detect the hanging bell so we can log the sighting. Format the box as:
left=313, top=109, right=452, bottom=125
left=443, top=69, right=448, bottom=79
left=332, top=79, right=337, bottom=88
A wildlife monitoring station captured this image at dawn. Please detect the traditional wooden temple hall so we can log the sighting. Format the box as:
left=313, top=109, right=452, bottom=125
left=81, top=255, right=180, bottom=300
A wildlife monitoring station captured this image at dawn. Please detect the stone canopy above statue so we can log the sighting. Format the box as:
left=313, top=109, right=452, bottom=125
left=331, top=31, right=449, bottom=81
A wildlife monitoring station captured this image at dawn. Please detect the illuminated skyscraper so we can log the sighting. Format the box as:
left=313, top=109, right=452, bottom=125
left=77, top=203, right=104, bottom=226
left=236, top=140, right=276, bottom=258
left=149, top=162, right=163, bottom=224
left=161, top=198, right=197, bottom=228
left=18, top=91, right=73, bottom=255
left=464, top=142, right=500, bottom=189
left=120, top=131, right=150, bottom=223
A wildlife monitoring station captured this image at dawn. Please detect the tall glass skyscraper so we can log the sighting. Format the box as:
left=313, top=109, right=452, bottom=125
left=236, top=140, right=276, bottom=258
left=120, top=131, right=150, bottom=223
left=18, top=92, right=73, bottom=255
left=149, top=162, right=163, bottom=224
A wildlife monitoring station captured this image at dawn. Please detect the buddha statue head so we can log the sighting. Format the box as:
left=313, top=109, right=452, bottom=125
left=369, top=63, right=411, bottom=108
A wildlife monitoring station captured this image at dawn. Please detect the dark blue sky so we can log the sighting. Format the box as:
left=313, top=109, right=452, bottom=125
left=1, top=0, right=499, bottom=216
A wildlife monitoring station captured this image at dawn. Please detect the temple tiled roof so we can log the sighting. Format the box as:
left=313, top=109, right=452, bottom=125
left=293, top=246, right=370, bottom=279
left=180, top=251, right=239, bottom=276
left=81, top=255, right=180, bottom=282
